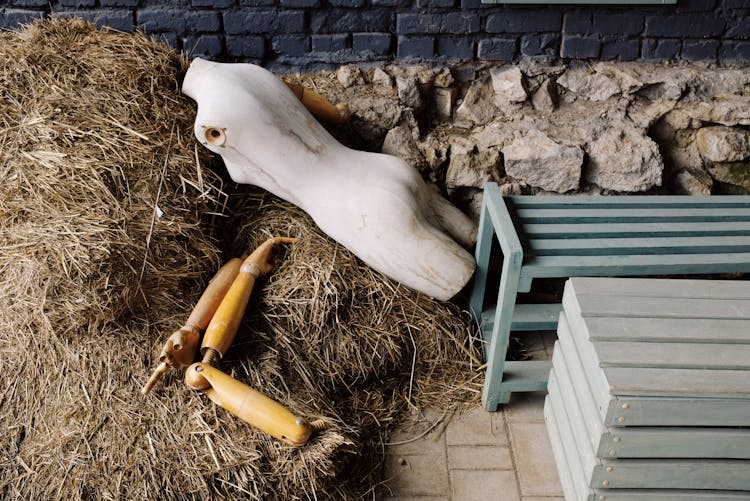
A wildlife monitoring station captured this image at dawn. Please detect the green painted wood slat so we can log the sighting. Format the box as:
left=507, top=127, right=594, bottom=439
left=516, top=208, right=750, bottom=224
left=526, top=236, right=750, bottom=256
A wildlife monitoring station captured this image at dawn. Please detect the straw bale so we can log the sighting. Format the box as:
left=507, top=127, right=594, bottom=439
left=0, top=19, right=482, bottom=500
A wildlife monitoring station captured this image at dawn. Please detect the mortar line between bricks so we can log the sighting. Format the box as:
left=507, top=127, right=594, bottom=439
left=442, top=420, right=452, bottom=500
left=503, top=406, right=524, bottom=500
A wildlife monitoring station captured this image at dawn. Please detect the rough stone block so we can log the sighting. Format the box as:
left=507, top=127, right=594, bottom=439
left=520, top=33, right=560, bottom=57
left=59, top=9, right=134, bottom=31
left=503, top=130, right=582, bottom=193
left=563, top=13, right=591, bottom=33
left=719, top=41, right=750, bottom=65
left=491, top=66, right=527, bottom=103
left=437, top=37, right=474, bottom=59
left=644, top=14, right=725, bottom=37
left=697, top=126, right=750, bottom=162
left=601, top=39, right=640, bottom=61
left=0, top=9, right=45, bottom=29
left=352, top=32, right=391, bottom=55
left=280, top=0, right=320, bottom=7
left=682, top=38, right=719, bottom=60
left=312, top=34, right=349, bottom=52
left=224, top=11, right=305, bottom=34
left=486, top=10, right=562, bottom=33
left=726, top=17, right=750, bottom=39
left=311, top=11, right=391, bottom=33
left=183, top=34, right=223, bottom=58
left=561, top=35, right=601, bottom=58
left=397, top=36, right=434, bottom=60
left=642, top=38, right=681, bottom=60
left=226, top=34, right=264, bottom=57
left=593, top=13, right=643, bottom=35
left=397, top=13, right=478, bottom=35
left=477, top=37, right=516, bottom=61
left=417, top=0, right=455, bottom=7
left=272, top=35, right=310, bottom=56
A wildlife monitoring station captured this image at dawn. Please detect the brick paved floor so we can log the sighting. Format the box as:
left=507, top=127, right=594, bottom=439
left=383, top=331, right=563, bottom=501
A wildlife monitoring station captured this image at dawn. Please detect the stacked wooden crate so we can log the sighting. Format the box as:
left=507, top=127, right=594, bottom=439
left=544, top=277, right=750, bottom=501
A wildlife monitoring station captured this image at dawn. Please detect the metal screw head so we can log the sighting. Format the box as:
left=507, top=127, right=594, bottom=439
left=613, top=437, right=621, bottom=443
left=606, top=466, right=613, bottom=472
left=602, top=480, right=609, bottom=486
left=622, top=403, right=630, bottom=409
left=609, top=449, right=616, bottom=456
left=617, top=416, right=625, bottom=423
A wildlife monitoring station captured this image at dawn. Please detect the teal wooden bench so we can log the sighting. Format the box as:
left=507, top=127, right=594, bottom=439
left=545, top=277, right=750, bottom=501
left=469, top=182, right=750, bottom=411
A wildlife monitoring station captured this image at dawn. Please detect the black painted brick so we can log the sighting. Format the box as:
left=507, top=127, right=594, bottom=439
left=676, top=0, right=716, bottom=12
left=397, top=13, right=478, bottom=35
left=644, top=14, right=725, bottom=37
left=60, top=0, right=96, bottom=7
left=642, top=38, right=681, bottom=60
left=563, top=13, right=592, bottom=33
left=11, top=0, right=47, bottom=6
left=417, top=0, right=455, bottom=7
left=352, top=32, right=391, bottom=54
left=593, top=14, right=643, bottom=35
left=155, top=32, right=179, bottom=48
left=184, top=34, right=224, bottom=57
left=239, top=0, right=274, bottom=5
left=520, top=33, right=560, bottom=57
left=719, top=41, right=750, bottom=64
left=312, top=34, right=349, bottom=52
left=477, top=37, right=516, bottom=60
left=272, top=35, right=310, bottom=56
left=226, top=34, right=265, bottom=57
left=397, top=35, right=434, bottom=59
left=139, top=8, right=221, bottom=32
left=601, top=39, right=640, bottom=61
left=460, top=0, right=494, bottom=8
left=721, top=0, right=749, bottom=8
left=100, top=0, right=139, bottom=6
left=486, top=10, right=562, bottom=33
left=328, top=0, right=366, bottom=6
left=311, top=11, right=391, bottom=33
left=682, top=38, right=719, bottom=59
left=726, top=17, right=750, bottom=39
left=437, top=36, right=474, bottom=59
left=1, top=9, right=45, bottom=29
left=281, top=0, right=320, bottom=7
left=561, top=35, right=601, bottom=58
left=56, top=10, right=135, bottom=31
left=225, top=11, right=305, bottom=34
left=372, top=0, right=410, bottom=6
left=192, top=0, right=235, bottom=6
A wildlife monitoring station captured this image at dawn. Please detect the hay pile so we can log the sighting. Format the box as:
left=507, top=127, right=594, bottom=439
left=0, top=19, right=482, bottom=500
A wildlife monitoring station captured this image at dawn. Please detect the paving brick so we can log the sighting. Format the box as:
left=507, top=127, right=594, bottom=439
left=563, top=13, right=591, bottom=33
left=520, top=33, right=560, bottom=57
left=644, top=14, right=725, bottom=37
left=477, top=37, right=516, bottom=61
left=601, top=38, right=640, bottom=61
left=719, top=41, right=750, bottom=64
left=446, top=407, right=507, bottom=446
left=385, top=452, right=450, bottom=496
left=57, top=9, right=134, bottom=31
left=509, top=421, right=564, bottom=497
left=681, top=38, right=719, bottom=60
left=272, top=35, right=309, bottom=56
left=0, top=9, right=45, bottom=29
left=642, top=38, right=681, bottom=60
left=353, top=32, right=391, bottom=55
left=312, top=34, right=349, bottom=52
left=561, top=35, right=601, bottom=58
left=226, top=34, right=264, bottom=57
left=397, top=36, right=434, bottom=59
left=505, top=392, right=547, bottom=423
left=593, top=13, right=644, bottom=35
left=184, top=34, right=223, bottom=58
left=437, top=36, right=474, bottom=59
left=448, top=445, right=513, bottom=470
left=451, top=469, right=520, bottom=501
left=311, top=11, right=391, bottom=33
left=726, top=17, right=750, bottom=39
left=224, top=10, right=305, bottom=34
left=486, top=10, right=562, bottom=33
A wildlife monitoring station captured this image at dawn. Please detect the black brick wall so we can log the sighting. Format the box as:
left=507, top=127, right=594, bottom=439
left=1, top=0, right=748, bottom=68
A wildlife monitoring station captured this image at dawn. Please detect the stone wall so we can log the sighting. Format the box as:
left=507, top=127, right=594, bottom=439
left=1, top=0, right=749, bottom=68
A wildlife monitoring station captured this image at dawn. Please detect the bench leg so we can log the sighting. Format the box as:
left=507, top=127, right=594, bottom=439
left=482, top=250, right=522, bottom=411
left=469, top=190, right=495, bottom=320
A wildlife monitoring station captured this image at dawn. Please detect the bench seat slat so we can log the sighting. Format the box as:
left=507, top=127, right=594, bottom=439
left=603, top=367, right=750, bottom=398
left=516, top=208, right=750, bottom=224
left=574, top=294, right=750, bottom=320
left=584, top=317, right=750, bottom=344
left=521, top=253, right=750, bottom=278
left=569, top=277, right=750, bottom=299
left=593, top=340, right=750, bottom=370
left=522, top=221, right=750, bottom=238
left=527, top=236, right=750, bottom=256
left=511, top=195, right=750, bottom=209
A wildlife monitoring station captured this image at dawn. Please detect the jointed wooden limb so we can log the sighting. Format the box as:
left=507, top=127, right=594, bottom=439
left=285, top=82, right=351, bottom=125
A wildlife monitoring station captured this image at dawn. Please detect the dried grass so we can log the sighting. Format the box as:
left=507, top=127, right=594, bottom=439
left=0, top=19, right=482, bottom=500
